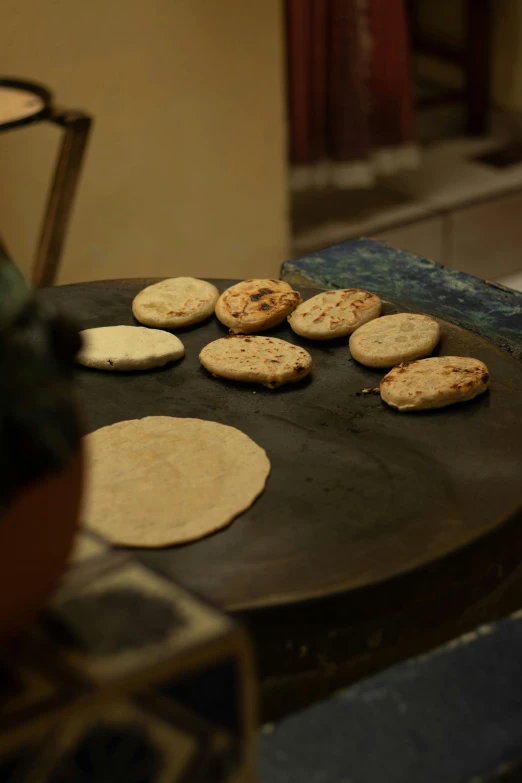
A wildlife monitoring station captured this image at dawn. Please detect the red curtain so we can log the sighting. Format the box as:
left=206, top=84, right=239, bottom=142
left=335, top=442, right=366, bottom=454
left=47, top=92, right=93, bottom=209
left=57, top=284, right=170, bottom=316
left=285, top=0, right=416, bottom=184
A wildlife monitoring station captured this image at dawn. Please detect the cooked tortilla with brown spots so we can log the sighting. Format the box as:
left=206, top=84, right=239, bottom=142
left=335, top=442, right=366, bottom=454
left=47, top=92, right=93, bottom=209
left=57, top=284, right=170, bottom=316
left=288, top=289, right=382, bottom=340
left=215, top=279, right=302, bottom=334
left=349, top=313, right=440, bottom=367
left=132, top=277, right=219, bottom=328
left=380, top=356, right=490, bottom=411
left=200, top=335, right=312, bottom=389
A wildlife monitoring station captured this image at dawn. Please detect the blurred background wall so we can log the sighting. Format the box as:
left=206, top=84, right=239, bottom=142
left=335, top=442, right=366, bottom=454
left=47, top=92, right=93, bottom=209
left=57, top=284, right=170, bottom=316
left=0, top=0, right=289, bottom=283
left=416, top=0, right=522, bottom=114
left=3, top=0, right=522, bottom=287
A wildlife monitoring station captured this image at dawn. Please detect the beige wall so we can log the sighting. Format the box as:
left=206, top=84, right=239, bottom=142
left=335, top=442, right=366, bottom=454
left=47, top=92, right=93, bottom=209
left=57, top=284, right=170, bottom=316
left=0, top=0, right=289, bottom=284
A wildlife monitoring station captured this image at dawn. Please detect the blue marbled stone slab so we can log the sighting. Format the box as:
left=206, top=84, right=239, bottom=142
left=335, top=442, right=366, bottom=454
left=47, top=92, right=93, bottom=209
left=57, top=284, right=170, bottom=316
left=282, top=239, right=522, bottom=358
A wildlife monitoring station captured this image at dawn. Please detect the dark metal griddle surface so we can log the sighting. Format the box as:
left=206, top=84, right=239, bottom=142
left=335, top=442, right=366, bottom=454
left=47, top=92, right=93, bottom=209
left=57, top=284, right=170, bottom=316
left=40, top=279, right=522, bottom=613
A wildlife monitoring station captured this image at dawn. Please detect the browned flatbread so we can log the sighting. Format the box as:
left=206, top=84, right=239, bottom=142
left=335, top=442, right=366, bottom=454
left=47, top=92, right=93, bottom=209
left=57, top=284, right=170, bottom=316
left=288, top=289, right=382, bottom=340
left=215, top=279, right=302, bottom=334
left=349, top=313, right=440, bottom=367
left=200, top=335, right=312, bottom=389
left=380, top=356, right=490, bottom=411
left=132, top=277, right=219, bottom=328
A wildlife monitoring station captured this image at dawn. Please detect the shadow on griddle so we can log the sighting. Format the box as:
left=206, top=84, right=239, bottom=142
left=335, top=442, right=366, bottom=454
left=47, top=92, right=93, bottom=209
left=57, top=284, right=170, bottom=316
left=131, top=312, right=220, bottom=335
left=75, top=354, right=187, bottom=378
left=383, top=388, right=491, bottom=417
left=197, top=364, right=314, bottom=394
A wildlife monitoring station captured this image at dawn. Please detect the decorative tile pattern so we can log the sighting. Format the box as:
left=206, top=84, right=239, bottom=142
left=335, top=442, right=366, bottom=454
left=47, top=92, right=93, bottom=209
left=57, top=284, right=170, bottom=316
left=0, top=663, right=60, bottom=727
left=0, top=555, right=248, bottom=781
left=68, top=530, right=108, bottom=566
left=26, top=701, right=199, bottom=783
left=0, top=660, right=79, bottom=756
left=41, top=561, right=231, bottom=687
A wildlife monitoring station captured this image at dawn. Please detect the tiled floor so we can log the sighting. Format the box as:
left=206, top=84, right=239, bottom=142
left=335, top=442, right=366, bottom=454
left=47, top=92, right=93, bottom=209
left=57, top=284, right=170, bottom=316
left=292, top=135, right=522, bottom=282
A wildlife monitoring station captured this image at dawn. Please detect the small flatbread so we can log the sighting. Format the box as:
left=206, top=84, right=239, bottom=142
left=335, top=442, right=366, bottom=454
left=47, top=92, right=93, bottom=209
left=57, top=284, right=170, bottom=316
left=83, top=417, right=271, bottom=547
left=200, top=335, right=312, bottom=389
left=216, top=279, right=302, bottom=334
left=380, top=356, right=490, bottom=412
left=288, top=289, right=382, bottom=340
left=132, top=277, right=219, bottom=328
left=350, top=313, right=440, bottom=367
left=77, top=325, right=184, bottom=371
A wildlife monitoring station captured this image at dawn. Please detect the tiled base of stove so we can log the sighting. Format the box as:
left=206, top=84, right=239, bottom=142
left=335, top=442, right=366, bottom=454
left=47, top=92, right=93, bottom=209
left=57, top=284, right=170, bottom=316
left=0, top=531, right=257, bottom=782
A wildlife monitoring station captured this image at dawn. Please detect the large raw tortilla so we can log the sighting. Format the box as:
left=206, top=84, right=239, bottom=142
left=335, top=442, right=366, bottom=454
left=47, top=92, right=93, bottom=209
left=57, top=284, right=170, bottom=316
left=83, top=417, right=271, bottom=547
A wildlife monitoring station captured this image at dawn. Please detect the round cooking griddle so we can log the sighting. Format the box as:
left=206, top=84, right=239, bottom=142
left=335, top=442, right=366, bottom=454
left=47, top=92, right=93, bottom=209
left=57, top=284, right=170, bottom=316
left=39, top=279, right=522, bottom=619
left=0, top=78, right=52, bottom=132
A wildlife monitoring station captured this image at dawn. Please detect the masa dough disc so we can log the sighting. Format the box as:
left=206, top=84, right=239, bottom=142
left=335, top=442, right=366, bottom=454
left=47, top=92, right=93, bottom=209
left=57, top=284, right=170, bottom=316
left=77, top=325, right=184, bottom=371
left=83, top=416, right=271, bottom=547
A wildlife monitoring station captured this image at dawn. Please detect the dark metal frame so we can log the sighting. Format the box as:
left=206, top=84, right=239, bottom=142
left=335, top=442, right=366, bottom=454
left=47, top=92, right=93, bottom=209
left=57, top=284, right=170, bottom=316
left=0, top=80, right=92, bottom=288
left=31, top=107, right=92, bottom=288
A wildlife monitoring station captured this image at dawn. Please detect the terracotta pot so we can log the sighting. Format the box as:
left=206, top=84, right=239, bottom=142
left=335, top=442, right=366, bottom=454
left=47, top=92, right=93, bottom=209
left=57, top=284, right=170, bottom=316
left=0, top=448, right=83, bottom=641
